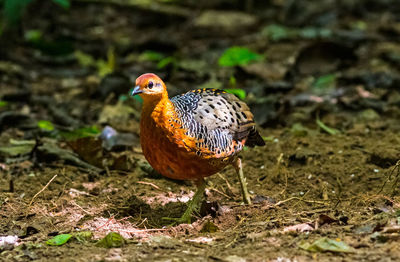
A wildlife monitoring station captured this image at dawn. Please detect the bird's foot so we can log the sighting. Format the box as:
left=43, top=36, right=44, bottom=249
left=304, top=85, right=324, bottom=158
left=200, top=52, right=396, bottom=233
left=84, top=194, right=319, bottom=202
left=162, top=207, right=197, bottom=225
left=161, top=215, right=192, bottom=225
left=162, top=179, right=206, bottom=226
left=162, top=198, right=200, bottom=225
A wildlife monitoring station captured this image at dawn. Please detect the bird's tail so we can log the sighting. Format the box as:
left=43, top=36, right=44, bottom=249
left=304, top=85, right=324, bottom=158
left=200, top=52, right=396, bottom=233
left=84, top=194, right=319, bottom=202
left=245, top=127, right=265, bottom=147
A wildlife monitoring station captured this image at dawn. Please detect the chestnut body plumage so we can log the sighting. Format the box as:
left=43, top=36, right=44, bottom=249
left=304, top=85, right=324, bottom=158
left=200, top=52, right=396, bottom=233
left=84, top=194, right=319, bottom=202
left=131, top=73, right=265, bottom=222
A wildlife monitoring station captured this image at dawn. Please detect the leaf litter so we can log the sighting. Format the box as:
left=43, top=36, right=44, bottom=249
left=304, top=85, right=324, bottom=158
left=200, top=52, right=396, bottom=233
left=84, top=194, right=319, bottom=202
left=1, top=0, right=400, bottom=261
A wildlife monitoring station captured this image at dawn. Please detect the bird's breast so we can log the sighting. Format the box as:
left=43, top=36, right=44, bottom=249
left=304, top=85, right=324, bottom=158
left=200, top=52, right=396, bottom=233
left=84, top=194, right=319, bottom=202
left=140, top=110, right=231, bottom=180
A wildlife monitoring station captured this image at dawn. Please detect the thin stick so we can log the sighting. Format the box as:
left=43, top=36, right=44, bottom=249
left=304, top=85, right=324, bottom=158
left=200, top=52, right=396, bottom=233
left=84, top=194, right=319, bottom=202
left=231, top=217, right=246, bottom=231
left=274, top=191, right=327, bottom=207
left=119, top=228, right=167, bottom=233
left=136, top=218, right=148, bottom=227
left=210, top=187, right=231, bottom=199
left=218, top=174, right=233, bottom=192
left=136, top=181, right=164, bottom=191
left=378, top=160, right=400, bottom=194
left=28, top=174, right=58, bottom=207
left=96, top=215, right=115, bottom=230
left=224, top=234, right=238, bottom=248
left=71, top=200, right=91, bottom=215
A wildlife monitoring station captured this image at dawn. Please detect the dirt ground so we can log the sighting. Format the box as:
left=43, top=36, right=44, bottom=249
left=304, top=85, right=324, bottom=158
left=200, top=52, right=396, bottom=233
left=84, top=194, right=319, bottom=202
left=1, top=0, right=400, bottom=261
left=1, top=125, right=400, bottom=261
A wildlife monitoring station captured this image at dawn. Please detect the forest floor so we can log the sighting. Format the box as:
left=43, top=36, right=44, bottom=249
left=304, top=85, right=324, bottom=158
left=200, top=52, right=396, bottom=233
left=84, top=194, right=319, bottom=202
left=1, top=0, right=400, bottom=261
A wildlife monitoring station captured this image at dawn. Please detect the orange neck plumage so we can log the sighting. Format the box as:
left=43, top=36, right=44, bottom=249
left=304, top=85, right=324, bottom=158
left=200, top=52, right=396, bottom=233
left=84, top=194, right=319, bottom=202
left=141, top=93, right=174, bottom=127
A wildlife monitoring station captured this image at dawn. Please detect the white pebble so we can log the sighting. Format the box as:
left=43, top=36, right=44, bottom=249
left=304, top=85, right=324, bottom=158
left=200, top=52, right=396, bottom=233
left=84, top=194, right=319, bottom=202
left=0, top=235, right=19, bottom=250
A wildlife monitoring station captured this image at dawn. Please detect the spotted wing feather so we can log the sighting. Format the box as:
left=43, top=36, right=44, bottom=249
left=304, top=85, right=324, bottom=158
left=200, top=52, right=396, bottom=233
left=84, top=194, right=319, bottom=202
left=171, top=89, right=264, bottom=158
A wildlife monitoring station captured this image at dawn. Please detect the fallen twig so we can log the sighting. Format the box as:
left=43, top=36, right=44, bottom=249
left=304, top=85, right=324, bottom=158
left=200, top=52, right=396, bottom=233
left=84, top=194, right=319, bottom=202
left=378, top=160, right=400, bottom=195
left=28, top=174, right=58, bottom=207
left=71, top=200, right=91, bottom=215
left=96, top=215, right=116, bottom=230
left=210, top=187, right=232, bottom=199
left=274, top=193, right=327, bottom=207
left=136, top=181, right=164, bottom=191
left=218, top=174, right=234, bottom=192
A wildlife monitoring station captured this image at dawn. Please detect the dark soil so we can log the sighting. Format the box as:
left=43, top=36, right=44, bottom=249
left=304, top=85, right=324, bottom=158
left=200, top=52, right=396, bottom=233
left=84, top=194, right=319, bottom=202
left=1, top=0, right=400, bottom=261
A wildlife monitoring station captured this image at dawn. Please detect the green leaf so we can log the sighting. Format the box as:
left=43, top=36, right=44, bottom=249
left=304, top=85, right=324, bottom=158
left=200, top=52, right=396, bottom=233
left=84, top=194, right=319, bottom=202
left=157, top=56, right=176, bottom=69
left=75, top=48, right=115, bottom=77
left=74, top=231, right=93, bottom=244
left=59, top=126, right=101, bottom=140
left=316, top=118, right=340, bottom=135
left=46, top=234, right=72, bottom=246
left=97, top=60, right=112, bottom=77
left=298, top=237, right=355, bottom=253
left=38, top=120, right=55, bottom=131
left=96, top=232, right=125, bottom=248
left=24, top=29, right=42, bottom=43
left=0, top=101, right=8, bottom=107
left=138, top=50, right=164, bottom=62
left=51, top=0, right=70, bottom=9
left=312, top=74, right=336, bottom=91
left=224, top=88, right=246, bottom=100
left=218, top=46, right=262, bottom=67
left=97, top=47, right=115, bottom=77
left=74, top=50, right=95, bottom=67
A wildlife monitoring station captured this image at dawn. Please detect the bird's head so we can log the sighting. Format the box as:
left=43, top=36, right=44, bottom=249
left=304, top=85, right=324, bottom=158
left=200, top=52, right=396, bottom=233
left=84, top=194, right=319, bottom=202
left=131, top=73, right=167, bottom=102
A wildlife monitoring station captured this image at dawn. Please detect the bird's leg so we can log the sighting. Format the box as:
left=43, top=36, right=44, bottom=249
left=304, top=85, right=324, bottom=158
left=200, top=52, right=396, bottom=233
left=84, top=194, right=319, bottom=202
left=233, top=157, right=252, bottom=204
left=163, top=178, right=206, bottom=224
left=180, top=178, right=206, bottom=223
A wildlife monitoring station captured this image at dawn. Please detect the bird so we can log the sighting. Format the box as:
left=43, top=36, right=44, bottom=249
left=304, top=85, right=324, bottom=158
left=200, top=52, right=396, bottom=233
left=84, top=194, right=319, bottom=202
left=131, top=73, right=265, bottom=223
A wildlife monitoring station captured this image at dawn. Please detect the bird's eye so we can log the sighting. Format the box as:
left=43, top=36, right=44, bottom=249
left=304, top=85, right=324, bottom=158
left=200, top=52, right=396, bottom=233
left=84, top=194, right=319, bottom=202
left=148, top=81, right=154, bottom=89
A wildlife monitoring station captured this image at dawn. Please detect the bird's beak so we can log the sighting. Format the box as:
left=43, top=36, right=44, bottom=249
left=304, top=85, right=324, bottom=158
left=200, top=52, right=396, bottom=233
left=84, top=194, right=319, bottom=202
left=130, top=85, right=143, bottom=96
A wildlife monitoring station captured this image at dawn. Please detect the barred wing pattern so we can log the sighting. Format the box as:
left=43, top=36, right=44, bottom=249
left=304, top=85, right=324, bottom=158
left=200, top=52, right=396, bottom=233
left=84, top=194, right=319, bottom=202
left=171, top=89, right=264, bottom=158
